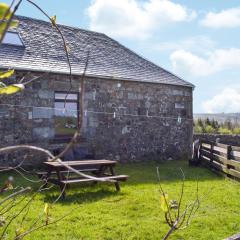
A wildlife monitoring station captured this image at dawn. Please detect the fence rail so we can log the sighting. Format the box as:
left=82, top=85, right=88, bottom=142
left=199, top=140, right=240, bottom=179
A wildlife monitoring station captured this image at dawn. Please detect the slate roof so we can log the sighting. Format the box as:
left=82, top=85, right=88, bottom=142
left=0, top=16, right=194, bottom=88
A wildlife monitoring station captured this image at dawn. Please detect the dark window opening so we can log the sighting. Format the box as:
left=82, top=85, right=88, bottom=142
left=54, top=92, right=79, bottom=137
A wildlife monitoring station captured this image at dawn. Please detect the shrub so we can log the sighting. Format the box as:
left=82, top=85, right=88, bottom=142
left=218, top=127, right=232, bottom=134
left=205, top=125, right=215, bottom=134
left=194, top=125, right=203, bottom=133
left=233, top=128, right=240, bottom=134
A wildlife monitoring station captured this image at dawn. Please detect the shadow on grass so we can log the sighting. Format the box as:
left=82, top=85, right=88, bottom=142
left=42, top=184, right=124, bottom=205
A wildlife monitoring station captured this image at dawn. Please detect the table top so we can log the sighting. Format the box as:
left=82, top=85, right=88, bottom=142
left=44, top=159, right=117, bottom=167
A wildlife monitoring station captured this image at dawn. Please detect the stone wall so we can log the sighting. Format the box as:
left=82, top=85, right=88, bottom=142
left=0, top=70, right=193, bottom=166
left=194, top=134, right=240, bottom=147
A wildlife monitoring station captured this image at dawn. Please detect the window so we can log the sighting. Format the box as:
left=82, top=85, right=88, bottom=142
left=2, top=31, right=24, bottom=46
left=175, top=103, right=185, bottom=109
left=54, top=92, right=79, bottom=136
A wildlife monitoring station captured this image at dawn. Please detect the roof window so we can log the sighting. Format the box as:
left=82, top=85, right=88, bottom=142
left=2, top=31, right=24, bottom=46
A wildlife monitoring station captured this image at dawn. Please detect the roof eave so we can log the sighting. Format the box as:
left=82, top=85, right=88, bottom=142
left=0, top=65, right=194, bottom=89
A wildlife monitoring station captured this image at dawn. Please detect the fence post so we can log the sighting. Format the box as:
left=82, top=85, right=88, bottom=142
left=210, top=142, right=214, bottom=164
left=226, top=145, right=232, bottom=171
left=198, top=139, right=202, bottom=162
left=227, top=145, right=232, bottom=160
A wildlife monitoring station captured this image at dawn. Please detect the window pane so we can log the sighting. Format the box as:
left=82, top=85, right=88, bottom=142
left=54, top=102, right=78, bottom=135
left=2, top=32, right=24, bottom=46
left=55, top=102, right=78, bottom=117
left=55, top=93, right=78, bottom=100
left=175, top=103, right=185, bottom=109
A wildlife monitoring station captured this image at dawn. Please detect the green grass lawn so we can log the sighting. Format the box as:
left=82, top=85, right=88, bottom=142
left=1, top=161, right=240, bottom=240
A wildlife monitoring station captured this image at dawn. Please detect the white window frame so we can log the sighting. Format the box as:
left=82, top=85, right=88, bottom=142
left=2, top=31, right=24, bottom=47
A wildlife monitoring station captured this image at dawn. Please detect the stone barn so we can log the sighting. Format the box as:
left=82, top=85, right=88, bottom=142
left=0, top=16, right=194, bottom=165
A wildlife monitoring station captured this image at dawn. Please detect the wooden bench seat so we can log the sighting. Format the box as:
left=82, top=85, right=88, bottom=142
left=61, top=175, right=128, bottom=184
left=36, top=168, right=98, bottom=177
left=44, top=160, right=116, bottom=167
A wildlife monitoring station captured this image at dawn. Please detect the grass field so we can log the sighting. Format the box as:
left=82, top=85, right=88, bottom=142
left=1, top=161, right=240, bottom=240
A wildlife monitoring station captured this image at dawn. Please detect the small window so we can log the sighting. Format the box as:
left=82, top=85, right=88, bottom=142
left=2, top=31, right=24, bottom=46
left=54, top=92, right=79, bottom=136
left=175, top=103, right=185, bottom=109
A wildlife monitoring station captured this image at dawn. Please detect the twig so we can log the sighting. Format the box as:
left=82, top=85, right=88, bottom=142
left=15, top=202, right=83, bottom=239
left=0, top=187, right=31, bottom=206
left=157, top=167, right=173, bottom=224
left=13, top=168, right=43, bottom=183
left=0, top=195, right=28, bottom=217
left=177, top=168, right=185, bottom=219
left=25, top=0, right=72, bottom=90
left=0, top=188, right=37, bottom=239
left=163, top=221, right=178, bottom=240
left=22, top=73, right=48, bottom=86
left=158, top=168, right=201, bottom=240
left=50, top=50, right=90, bottom=162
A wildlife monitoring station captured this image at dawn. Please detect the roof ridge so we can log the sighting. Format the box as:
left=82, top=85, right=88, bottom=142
left=15, top=15, right=106, bottom=37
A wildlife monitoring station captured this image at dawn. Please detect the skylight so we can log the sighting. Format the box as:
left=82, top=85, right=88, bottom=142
left=2, top=32, right=24, bottom=46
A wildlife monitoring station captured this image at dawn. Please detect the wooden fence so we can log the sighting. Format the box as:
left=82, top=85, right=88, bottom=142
left=199, top=140, right=240, bottom=179
left=224, top=233, right=240, bottom=240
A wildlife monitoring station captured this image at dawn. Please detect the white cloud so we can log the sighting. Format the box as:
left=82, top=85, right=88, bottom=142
left=202, top=88, right=240, bottom=113
left=154, top=36, right=215, bottom=53
left=201, top=7, right=240, bottom=28
left=87, top=0, right=196, bottom=38
left=170, top=48, right=240, bottom=76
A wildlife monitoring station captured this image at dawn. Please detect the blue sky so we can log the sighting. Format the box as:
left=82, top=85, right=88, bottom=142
left=3, top=0, right=240, bottom=113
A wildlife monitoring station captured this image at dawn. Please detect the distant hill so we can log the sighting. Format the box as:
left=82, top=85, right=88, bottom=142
left=194, top=113, right=240, bottom=124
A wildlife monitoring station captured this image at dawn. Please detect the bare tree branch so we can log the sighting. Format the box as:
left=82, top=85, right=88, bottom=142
left=177, top=168, right=185, bottom=220
left=157, top=168, right=201, bottom=240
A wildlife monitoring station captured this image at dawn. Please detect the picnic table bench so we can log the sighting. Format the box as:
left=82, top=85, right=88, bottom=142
left=37, top=160, right=128, bottom=198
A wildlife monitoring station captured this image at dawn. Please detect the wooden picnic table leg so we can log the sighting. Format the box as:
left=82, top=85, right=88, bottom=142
left=56, top=168, right=66, bottom=199
left=109, top=166, right=120, bottom=191
left=92, top=165, right=105, bottom=185
left=42, top=168, right=52, bottom=188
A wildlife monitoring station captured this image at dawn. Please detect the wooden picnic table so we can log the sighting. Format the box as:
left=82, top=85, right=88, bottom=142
left=38, top=160, right=128, bottom=198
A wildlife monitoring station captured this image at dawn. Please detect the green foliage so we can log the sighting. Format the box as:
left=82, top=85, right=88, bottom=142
left=160, top=194, right=169, bottom=212
left=0, top=84, right=24, bottom=94
left=224, top=120, right=233, bottom=131
left=205, top=118, right=211, bottom=126
left=0, top=3, right=11, bottom=19
left=233, top=128, right=240, bottom=134
left=218, top=127, right=232, bottom=135
left=197, top=119, right=204, bottom=128
left=211, top=119, right=219, bottom=130
left=205, top=125, right=215, bottom=134
left=0, top=3, right=24, bottom=95
left=0, top=69, right=14, bottom=79
left=0, top=6, right=22, bottom=95
left=50, top=15, right=57, bottom=26
left=194, top=118, right=240, bottom=135
left=0, top=3, right=19, bottom=39
left=194, top=125, right=203, bottom=133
